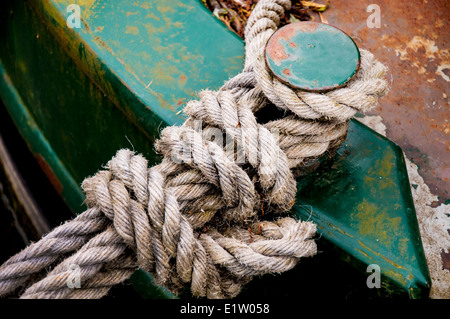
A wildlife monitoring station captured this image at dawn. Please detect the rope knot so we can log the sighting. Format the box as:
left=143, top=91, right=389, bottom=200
left=78, top=148, right=317, bottom=298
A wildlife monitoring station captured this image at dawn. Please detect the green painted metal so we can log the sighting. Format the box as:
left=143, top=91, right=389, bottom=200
left=265, top=21, right=360, bottom=92
left=294, top=119, right=431, bottom=298
left=0, top=0, right=430, bottom=298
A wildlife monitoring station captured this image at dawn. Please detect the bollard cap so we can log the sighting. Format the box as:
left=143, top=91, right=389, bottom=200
left=265, top=21, right=360, bottom=92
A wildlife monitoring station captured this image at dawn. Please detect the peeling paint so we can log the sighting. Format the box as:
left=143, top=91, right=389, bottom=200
left=436, top=64, right=450, bottom=82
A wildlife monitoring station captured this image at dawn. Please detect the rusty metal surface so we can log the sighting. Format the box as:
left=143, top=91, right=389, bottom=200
left=321, top=0, right=449, bottom=207
left=319, top=0, right=450, bottom=272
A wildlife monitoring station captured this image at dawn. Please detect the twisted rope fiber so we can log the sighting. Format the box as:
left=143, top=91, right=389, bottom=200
left=0, top=0, right=388, bottom=299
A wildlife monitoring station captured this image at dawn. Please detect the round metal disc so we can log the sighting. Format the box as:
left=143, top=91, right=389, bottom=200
left=265, top=21, right=360, bottom=92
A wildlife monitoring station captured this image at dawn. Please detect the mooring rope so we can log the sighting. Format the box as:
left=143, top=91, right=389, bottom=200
left=0, top=0, right=388, bottom=299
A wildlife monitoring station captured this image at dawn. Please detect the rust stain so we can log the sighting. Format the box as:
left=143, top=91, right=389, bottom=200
left=266, top=21, right=326, bottom=68
left=81, top=19, right=92, bottom=33
left=265, top=43, right=288, bottom=66
left=35, top=154, right=63, bottom=195
left=176, top=98, right=185, bottom=106
left=265, top=23, right=298, bottom=66
left=282, top=68, right=291, bottom=76
left=93, top=36, right=113, bottom=55
left=291, top=21, right=319, bottom=33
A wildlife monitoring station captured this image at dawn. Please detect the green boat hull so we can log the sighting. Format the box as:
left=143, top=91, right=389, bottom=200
left=0, top=0, right=430, bottom=298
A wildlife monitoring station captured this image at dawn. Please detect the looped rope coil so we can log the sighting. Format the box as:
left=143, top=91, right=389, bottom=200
left=0, top=0, right=388, bottom=299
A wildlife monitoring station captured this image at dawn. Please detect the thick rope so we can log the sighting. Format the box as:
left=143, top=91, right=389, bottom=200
left=0, top=0, right=388, bottom=299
